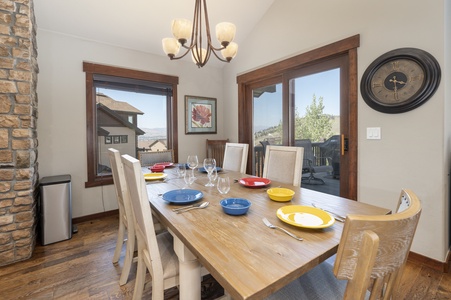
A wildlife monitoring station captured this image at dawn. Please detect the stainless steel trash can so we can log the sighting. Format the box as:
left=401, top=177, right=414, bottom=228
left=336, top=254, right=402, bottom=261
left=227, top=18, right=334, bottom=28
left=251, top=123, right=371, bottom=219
left=39, top=174, right=72, bottom=245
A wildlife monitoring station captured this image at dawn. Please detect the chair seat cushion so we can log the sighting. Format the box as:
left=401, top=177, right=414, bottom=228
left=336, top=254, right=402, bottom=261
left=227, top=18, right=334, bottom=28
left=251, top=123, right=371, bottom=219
left=265, top=261, right=350, bottom=300
left=157, top=231, right=179, bottom=280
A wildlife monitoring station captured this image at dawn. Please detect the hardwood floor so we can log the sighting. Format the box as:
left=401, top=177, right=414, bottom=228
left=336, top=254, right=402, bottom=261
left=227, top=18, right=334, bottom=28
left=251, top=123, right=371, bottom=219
left=0, top=214, right=450, bottom=299
left=0, top=215, right=223, bottom=299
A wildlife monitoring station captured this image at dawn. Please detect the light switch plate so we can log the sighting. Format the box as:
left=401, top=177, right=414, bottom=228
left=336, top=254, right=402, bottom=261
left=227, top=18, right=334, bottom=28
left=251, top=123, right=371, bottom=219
left=367, top=127, right=381, bottom=139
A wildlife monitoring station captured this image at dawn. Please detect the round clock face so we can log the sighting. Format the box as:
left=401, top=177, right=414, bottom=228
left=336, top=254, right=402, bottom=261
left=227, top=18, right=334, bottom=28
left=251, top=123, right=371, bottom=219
left=361, top=48, right=441, bottom=113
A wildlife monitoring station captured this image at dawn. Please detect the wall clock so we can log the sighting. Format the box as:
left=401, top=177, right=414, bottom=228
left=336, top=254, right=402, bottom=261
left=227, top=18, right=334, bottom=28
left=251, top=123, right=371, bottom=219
left=360, top=48, right=441, bottom=114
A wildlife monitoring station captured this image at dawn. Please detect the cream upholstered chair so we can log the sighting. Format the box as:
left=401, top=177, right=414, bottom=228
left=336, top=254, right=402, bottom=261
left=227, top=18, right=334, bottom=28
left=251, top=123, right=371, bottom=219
left=121, top=154, right=179, bottom=300
left=138, top=149, right=174, bottom=167
left=262, top=145, right=304, bottom=187
left=266, top=189, right=422, bottom=300
left=206, top=139, right=229, bottom=167
left=222, top=142, right=249, bottom=173
left=108, top=148, right=136, bottom=286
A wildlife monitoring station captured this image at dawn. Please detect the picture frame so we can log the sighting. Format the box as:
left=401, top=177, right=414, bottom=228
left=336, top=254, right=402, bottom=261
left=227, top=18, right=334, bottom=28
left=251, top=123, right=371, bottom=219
left=185, top=95, right=217, bottom=134
left=105, top=136, right=112, bottom=144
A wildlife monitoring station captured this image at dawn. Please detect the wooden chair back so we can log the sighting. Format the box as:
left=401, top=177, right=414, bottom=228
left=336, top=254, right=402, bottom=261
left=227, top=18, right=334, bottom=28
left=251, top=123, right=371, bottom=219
left=138, top=149, right=174, bottom=166
left=121, top=154, right=179, bottom=300
left=206, top=139, right=229, bottom=167
left=108, top=148, right=136, bottom=285
left=222, top=142, right=249, bottom=173
left=262, top=145, right=304, bottom=187
left=334, top=189, right=422, bottom=300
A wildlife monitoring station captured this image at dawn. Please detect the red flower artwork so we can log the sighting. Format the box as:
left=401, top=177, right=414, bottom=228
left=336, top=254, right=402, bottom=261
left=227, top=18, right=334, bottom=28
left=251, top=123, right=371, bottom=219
left=191, top=104, right=212, bottom=127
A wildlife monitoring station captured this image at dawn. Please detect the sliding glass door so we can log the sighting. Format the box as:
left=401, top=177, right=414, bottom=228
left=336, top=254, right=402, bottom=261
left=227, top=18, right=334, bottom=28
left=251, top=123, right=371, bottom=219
left=238, top=36, right=359, bottom=199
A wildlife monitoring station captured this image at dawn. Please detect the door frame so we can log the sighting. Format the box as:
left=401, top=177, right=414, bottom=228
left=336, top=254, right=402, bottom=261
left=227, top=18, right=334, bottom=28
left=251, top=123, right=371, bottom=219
left=237, top=35, right=359, bottom=200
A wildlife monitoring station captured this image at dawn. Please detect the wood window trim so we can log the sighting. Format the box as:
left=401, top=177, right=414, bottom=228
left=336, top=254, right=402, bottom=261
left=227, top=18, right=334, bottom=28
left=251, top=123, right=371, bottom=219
left=237, top=34, right=359, bottom=199
left=83, top=62, right=179, bottom=188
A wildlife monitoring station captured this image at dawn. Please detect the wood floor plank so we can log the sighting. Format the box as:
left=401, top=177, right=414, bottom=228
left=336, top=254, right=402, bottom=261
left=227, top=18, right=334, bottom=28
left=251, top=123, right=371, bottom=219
left=403, top=265, right=443, bottom=299
left=436, top=274, right=451, bottom=300
left=0, top=214, right=449, bottom=299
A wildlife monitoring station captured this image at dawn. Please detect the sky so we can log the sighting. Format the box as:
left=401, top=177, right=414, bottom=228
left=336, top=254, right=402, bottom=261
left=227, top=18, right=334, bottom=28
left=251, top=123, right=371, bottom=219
left=253, top=68, right=340, bottom=130
left=97, top=88, right=167, bottom=128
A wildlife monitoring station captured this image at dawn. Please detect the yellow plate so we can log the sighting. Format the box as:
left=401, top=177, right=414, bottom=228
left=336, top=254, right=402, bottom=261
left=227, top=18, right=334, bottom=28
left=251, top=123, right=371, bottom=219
left=276, top=205, right=335, bottom=228
left=267, top=188, right=295, bottom=202
left=143, top=173, right=167, bottom=181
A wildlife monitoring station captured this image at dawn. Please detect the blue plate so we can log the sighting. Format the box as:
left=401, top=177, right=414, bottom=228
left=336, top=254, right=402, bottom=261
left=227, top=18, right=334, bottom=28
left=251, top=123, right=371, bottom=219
left=162, top=189, right=204, bottom=204
left=220, top=198, right=251, bottom=215
left=198, top=167, right=222, bottom=173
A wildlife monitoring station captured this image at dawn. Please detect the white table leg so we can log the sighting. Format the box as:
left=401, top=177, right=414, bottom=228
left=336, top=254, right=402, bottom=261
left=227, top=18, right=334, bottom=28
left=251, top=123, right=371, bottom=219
left=169, top=228, right=201, bottom=300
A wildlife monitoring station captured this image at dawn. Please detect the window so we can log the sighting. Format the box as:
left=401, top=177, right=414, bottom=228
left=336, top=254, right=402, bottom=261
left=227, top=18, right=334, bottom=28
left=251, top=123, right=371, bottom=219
left=83, top=62, right=179, bottom=187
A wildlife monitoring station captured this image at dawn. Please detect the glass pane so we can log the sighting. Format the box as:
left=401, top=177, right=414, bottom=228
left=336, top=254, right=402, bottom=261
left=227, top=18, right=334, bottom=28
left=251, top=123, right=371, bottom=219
left=291, top=69, right=340, bottom=195
left=96, top=88, right=167, bottom=176
left=252, top=83, right=283, bottom=176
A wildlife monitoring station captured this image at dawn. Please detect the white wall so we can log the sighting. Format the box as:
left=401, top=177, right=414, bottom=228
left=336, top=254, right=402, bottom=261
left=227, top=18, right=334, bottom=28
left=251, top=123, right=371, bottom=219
left=223, top=0, right=449, bottom=262
left=36, top=30, right=224, bottom=218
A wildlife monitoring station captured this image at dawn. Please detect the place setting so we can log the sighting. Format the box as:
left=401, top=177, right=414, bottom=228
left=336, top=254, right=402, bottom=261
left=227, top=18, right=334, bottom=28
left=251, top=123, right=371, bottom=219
left=159, top=155, right=219, bottom=214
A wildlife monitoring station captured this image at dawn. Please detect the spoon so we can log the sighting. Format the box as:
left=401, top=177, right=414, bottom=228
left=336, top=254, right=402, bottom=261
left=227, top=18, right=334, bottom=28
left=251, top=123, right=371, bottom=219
left=176, top=202, right=209, bottom=214
left=172, top=201, right=206, bottom=212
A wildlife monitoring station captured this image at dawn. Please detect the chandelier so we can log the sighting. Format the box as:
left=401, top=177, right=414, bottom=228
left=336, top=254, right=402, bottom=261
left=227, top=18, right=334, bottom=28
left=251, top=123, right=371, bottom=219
left=162, top=0, right=238, bottom=68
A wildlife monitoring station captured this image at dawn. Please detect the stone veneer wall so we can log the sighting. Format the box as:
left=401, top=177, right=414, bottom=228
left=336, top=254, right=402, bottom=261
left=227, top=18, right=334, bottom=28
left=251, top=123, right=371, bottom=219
left=0, top=0, right=39, bottom=266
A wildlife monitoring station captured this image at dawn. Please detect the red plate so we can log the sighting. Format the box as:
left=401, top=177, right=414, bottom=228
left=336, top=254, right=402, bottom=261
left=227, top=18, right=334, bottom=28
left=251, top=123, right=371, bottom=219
left=154, top=162, right=174, bottom=167
left=239, top=177, right=271, bottom=187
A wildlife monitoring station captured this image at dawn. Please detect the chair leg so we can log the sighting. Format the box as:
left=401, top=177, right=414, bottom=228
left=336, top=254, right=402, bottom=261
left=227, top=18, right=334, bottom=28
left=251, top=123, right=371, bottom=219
left=112, top=220, right=126, bottom=264
left=132, top=252, right=146, bottom=300
left=119, top=229, right=135, bottom=286
left=301, top=171, right=325, bottom=185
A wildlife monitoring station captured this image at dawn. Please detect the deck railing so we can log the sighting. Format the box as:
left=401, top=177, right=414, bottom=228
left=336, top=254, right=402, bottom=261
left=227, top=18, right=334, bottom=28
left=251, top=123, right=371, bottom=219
left=253, top=143, right=325, bottom=177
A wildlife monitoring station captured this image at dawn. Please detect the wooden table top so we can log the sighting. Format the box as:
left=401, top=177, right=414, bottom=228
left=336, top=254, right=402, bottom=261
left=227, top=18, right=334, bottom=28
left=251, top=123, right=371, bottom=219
left=145, top=167, right=391, bottom=300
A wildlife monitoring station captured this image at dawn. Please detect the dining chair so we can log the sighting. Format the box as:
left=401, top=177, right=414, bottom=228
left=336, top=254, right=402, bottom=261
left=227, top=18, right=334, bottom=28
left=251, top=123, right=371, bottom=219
left=206, top=139, right=229, bottom=167
left=262, top=145, right=304, bottom=187
left=138, top=149, right=174, bottom=167
left=222, top=142, right=249, bottom=173
left=108, top=148, right=136, bottom=286
left=265, top=188, right=422, bottom=300
left=121, top=154, right=179, bottom=300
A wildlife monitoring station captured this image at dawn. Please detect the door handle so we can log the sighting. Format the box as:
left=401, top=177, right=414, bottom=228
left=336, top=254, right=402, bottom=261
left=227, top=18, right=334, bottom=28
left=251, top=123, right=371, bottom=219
left=341, top=135, right=349, bottom=155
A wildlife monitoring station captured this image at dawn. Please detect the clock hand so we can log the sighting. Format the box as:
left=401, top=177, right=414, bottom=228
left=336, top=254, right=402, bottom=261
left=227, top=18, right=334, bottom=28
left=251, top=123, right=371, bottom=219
left=389, top=75, right=406, bottom=101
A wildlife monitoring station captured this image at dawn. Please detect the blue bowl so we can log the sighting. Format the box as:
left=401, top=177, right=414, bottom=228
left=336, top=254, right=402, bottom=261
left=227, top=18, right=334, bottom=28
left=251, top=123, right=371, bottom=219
left=220, top=198, right=251, bottom=215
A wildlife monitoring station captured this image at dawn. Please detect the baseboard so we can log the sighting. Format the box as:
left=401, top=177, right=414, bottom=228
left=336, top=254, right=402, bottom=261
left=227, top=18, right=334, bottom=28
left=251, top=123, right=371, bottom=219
left=408, top=251, right=450, bottom=273
left=72, top=209, right=119, bottom=225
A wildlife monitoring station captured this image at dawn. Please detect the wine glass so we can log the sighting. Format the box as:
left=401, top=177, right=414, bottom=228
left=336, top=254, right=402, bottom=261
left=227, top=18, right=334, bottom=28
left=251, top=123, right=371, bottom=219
left=203, top=158, right=216, bottom=187
left=176, top=163, right=186, bottom=178
left=184, top=171, right=195, bottom=187
left=217, top=177, right=230, bottom=195
left=211, top=167, right=218, bottom=186
left=187, top=155, right=199, bottom=178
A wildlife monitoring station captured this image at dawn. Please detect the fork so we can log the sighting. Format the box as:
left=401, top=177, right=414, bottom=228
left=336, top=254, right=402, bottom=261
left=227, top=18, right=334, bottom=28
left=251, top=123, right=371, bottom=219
left=262, top=218, right=303, bottom=241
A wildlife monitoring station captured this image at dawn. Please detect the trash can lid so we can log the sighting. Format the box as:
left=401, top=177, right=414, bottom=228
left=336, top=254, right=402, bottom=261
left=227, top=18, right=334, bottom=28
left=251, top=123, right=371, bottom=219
left=40, top=174, right=71, bottom=186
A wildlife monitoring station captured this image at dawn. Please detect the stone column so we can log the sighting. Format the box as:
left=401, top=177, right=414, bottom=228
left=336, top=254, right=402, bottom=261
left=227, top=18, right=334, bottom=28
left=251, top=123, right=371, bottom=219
left=0, top=0, right=39, bottom=266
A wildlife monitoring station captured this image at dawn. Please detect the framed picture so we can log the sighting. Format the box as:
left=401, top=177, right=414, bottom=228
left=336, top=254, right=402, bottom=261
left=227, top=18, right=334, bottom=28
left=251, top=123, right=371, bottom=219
left=113, top=136, right=120, bottom=144
left=120, top=135, right=128, bottom=143
left=185, top=95, right=217, bottom=134
left=105, top=136, right=112, bottom=144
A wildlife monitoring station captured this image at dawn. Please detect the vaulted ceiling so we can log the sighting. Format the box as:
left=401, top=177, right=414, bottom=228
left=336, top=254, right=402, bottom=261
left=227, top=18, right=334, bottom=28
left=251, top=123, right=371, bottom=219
left=34, top=0, right=275, bottom=66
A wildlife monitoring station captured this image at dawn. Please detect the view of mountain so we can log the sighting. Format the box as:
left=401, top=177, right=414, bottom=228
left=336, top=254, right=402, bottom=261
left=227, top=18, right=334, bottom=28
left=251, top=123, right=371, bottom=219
left=139, top=127, right=167, bottom=139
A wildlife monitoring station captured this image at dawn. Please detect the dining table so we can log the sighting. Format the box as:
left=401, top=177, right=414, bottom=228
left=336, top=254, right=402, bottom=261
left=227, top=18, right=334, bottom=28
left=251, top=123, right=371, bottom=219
left=144, top=166, right=391, bottom=300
